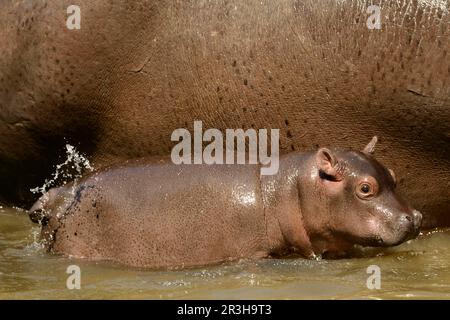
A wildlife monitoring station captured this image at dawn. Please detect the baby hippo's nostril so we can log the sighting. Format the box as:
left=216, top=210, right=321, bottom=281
left=400, top=214, right=412, bottom=224
left=398, top=210, right=422, bottom=241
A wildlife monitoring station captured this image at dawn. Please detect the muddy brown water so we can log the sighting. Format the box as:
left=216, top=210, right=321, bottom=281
left=0, top=206, right=449, bottom=299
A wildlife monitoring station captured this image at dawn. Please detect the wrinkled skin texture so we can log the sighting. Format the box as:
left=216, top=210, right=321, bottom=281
left=1, top=0, right=449, bottom=227
left=29, top=147, right=422, bottom=268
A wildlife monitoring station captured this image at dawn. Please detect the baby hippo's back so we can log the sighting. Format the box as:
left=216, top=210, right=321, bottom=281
left=34, top=160, right=269, bottom=268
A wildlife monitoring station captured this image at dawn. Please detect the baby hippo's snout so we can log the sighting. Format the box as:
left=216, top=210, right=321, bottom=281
left=384, top=208, right=423, bottom=246
left=401, top=209, right=422, bottom=238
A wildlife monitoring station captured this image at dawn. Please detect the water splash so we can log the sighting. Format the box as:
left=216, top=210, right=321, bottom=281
left=25, top=226, right=45, bottom=253
left=30, top=144, right=93, bottom=195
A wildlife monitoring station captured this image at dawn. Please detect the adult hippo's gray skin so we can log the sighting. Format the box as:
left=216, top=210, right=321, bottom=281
left=0, top=0, right=449, bottom=227
left=28, top=138, right=422, bottom=268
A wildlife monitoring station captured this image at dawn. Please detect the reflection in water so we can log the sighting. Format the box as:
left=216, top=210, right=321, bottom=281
left=0, top=206, right=449, bottom=299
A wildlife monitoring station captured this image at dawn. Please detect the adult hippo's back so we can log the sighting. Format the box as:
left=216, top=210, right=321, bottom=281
left=0, top=0, right=449, bottom=227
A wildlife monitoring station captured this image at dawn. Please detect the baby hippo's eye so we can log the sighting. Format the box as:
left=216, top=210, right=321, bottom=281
left=360, top=184, right=371, bottom=194
left=356, top=177, right=378, bottom=199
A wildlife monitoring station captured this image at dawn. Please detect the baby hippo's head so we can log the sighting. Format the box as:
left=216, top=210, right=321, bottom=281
left=312, top=136, right=422, bottom=251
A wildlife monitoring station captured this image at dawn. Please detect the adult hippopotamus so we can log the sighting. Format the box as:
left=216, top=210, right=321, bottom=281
left=0, top=0, right=449, bottom=227
left=29, top=138, right=422, bottom=268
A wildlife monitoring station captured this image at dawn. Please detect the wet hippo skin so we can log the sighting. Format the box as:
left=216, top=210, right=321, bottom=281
left=0, top=0, right=449, bottom=227
left=29, top=140, right=423, bottom=268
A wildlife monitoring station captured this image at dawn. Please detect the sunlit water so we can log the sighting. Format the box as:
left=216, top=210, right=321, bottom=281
left=1, top=206, right=449, bottom=299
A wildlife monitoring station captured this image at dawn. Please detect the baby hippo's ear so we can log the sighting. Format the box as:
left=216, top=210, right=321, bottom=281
left=389, top=168, right=397, bottom=185
left=363, top=136, right=378, bottom=154
left=316, top=148, right=342, bottom=181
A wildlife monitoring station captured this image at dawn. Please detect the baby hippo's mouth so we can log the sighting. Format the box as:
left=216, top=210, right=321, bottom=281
left=373, top=231, right=418, bottom=247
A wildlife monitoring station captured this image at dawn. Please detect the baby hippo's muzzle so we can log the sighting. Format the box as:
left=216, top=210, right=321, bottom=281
left=376, top=208, right=423, bottom=247
left=399, top=209, right=423, bottom=240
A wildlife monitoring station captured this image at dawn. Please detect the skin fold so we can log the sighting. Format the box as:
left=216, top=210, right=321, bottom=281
left=0, top=0, right=449, bottom=227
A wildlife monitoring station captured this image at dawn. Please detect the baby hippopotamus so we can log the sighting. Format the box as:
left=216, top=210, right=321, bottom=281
left=29, top=137, right=422, bottom=268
